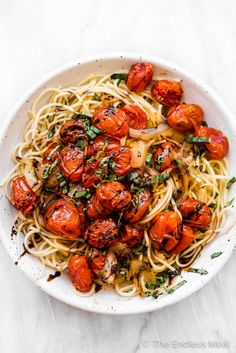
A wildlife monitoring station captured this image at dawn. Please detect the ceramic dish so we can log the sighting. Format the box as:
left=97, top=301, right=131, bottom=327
left=0, top=53, right=235, bottom=314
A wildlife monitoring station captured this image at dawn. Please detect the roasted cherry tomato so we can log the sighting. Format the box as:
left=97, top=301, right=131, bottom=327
left=11, top=176, right=37, bottom=215
left=127, top=62, right=154, bottom=92
left=86, top=135, right=120, bottom=157
left=82, top=157, right=108, bottom=189
left=93, top=107, right=129, bottom=138
left=96, top=181, right=132, bottom=211
left=59, top=119, right=85, bottom=144
left=60, top=144, right=85, bottom=182
left=153, top=142, right=179, bottom=171
left=119, top=225, right=144, bottom=247
left=170, top=224, right=195, bottom=255
left=68, top=255, right=94, bottom=292
left=194, top=126, right=229, bottom=159
left=88, top=249, right=106, bottom=277
left=123, top=190, right=151, bottom=224
left=86, top=195, right=110, bottom=220
left=178, top=198, right=212, bottom=229
left=113, top=147, right=133, bottom=176
left=150, top=211, right=182, bottom=251
left=151, top=80, right=183, bottom=107
left=167, top=104, right=203, bottom=133
left=84, top=218, right=119, bottom=249
left=44, top=198, right=81, bottom=238
left=43, top=142, right=61, bottom=162
left=122, top=105, right=147, bottom=129
left=76, top=203, right=87, bottom=232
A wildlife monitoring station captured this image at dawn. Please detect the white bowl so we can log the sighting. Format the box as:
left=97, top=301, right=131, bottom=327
left=0, top=53, right=235, bottom=315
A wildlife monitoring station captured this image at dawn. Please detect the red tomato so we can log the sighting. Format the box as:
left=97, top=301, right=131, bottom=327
left=43, top=142, right=61, bottom=162
left=123, top=190, right=152, bottom=224
left=82, top=157, right=108, bottom=189
left=11, top=176, right=37, bottom=215
left=59, top=119, right=85, bottom=144
left=167, top=104, right=203, bottom=133
left=88, top=249, right=106, bottom=277
left=151, top=80, right=183, bottom=106
left=195, top=126, right=229, bottom=159
left=150, top=211, right=182, bottom=251
left=60, top=145, right=85, bottom=182
left=119, top=225, right=144, bottom=247
left=84, top=218, right=119, bottom=249
left=86, top=195, right=110, bottom=220
left=127, top=62, right=154, bottom=92
left=44, top=198, right=81, bottom=239
left=113, top=147, right=133, bottom=176
left=86, top=135, right=120, bottom=157
left=93, top=107, right=129, bottom=138
left=96, top=181, right=132, bottom=211
left=170, top=224, right=195, bottom=255
left=178, top=198, right=212, bottom=229
left=122, top=105, right=147, bottom=129
left=68, top=255, right=94, bottom=292
left=76, top=203, right=87, bottom=232
left=153, top=142, right=179, bottom=171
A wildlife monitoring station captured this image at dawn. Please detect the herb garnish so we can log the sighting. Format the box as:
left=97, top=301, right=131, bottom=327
left=153, top=173, right=170, bottom=183
left=211, top=251, right=223, bottom=259
left=46, top=145, right=60, bottom=161
left=86, top=125, right=103, bottom=139
left=165, top=280, right=187, bottom=294
left=131, top=245, right=147, bottom=256
left=48, top=126, right=55, bottom=138
left=56, top=172, right=68, bottom=194
left=209, top=203, right=217, bottom=209
left=145, top=153, right=152, bottom=167
left=226, top=177, right=236, bottom=189
left=42, top=159, right=58, bottom=179
left=188, top=268, right=208, bottom=275
left=110, top=73, right=128, bottom=81
left=93, top=93, right=101, bottom=101
left=185, top=134, right=210, bottom=144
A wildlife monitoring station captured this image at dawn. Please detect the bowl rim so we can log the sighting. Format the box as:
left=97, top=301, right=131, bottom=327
left=0, top=52, right=235, bottom=315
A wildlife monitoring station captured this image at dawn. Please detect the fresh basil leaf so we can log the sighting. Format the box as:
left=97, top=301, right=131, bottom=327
left=93, top=93, right=101, bottom=101
left=185, top=134, right=210, bottom=144
left=165, top=280, right=187, bottom=294
left=226, top=177, right=236, bottom=189
left=209, top=203, right=217, bottom=209
left=188, top=268, right=208, bottom=275
left=110, top=73, right=127, bottom=81
left=211, top=251, right=223, bottom=259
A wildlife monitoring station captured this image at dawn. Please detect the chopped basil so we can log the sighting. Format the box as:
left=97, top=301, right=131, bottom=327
left=48, top=127, right=55, bottom=138
left=145, top=273, right=168, bottom=290
left=188, top=268, right=208, bottom=275
left=61, top=186, right=68, bottom=194
left=99, top=156, right=111, bottom=169
left=185, top=134, right=210, bottom=144
left=131, top=245, right=147, bottom=256
left=117, top=268, right=126, bottom=278
left=165, top=280, right=187, bottom=294
left=46, top=145, right=60, bottom=161
left=74, top=189, right=91, bottom=199
left=209, top=203, right=217, bottom=209
left=42, top=159, right=58, bottom=179
left=86, top=125, right=103, bottom=139
left=153, top=173, right=170, bottom=183
left=211, top=251, right=223, bottom=259
left=201, top=121, right=208, bottom=127
left=224, top=198, right=234, bottom=208
left=110, top=73, right=127, bottom=81
left=145, top=153, right=152, bottom=166
left=75, top=140, right=85, bottom=149
left=93, top=93, right=101, bottom=101
left=56, top=171, right=68, bottom=193
left=226, top=177, right=236, bottom=189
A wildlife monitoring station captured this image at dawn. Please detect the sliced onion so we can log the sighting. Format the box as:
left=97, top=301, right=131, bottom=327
left=129, top=122, right=168, bottom=141
left=130, top=139, right=154, bottom=168
left=24, top=159, right=38, bottom=188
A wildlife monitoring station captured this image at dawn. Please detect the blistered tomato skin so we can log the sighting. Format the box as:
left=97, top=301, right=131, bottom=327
left=11, top=176, right=37, bottom=215
left=96, top=181, right=132, bottom=211
left=170, top=224, right=195, bottom=255
left=93, top=107, right=129, bottom=138
left=167, top=104, right=203, bottom=133
left=113, top=147, right=133, bottom=176
left=59, top=119, right=85, bottom=144
left=150, top=211, right=182, bottom=251
left=124, top=190, right=152, bottom=224
left=153, top=142, right=179, bottom=171
left=86, top=195, right=110, bottom=220
left=43, top=142, right=61, bottom=162
left=82, top=158, right=108, bottom=189
left=151, top=80, right=183, bottom=107
left=119, top=225, right=144, bottom=247
left=68, top=255, right=94, bottom=292
left=60, top=145, right=85, bottom=182
left=88, top=249, right=106, bottom=277
left=122, top=105, right=148, bottom=129
left=195, top=126, right=229, bottom=160
left=127, top=62, right=154, bottom=92
left=44, top=198, right=81, bottom=239
left=86, top=135, right=120, bottom=157
left=84, top=218, right=119, bottom=249
left=178, top=198, right=212, bottom=229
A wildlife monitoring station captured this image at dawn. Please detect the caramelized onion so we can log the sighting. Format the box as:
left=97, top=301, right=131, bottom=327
left=129, top=123, right=168, bottom=141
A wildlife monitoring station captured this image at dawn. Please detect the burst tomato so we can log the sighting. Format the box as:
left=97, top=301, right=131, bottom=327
left=153, top=142, right=179, bottom=171
left=11, top=176, right=37, bottom=215
left=68, top=255, right=94, bottom=292
left=84, top=218, right=119, bottom=249
left=195, top=126, right=229, bottom=159
left=96, top=181, right=132, bottom=211
left=122, top=105, right=147, bottom=129
left=119, top=225, right=144, bottom=247
left=178, top=198, right=212, bottom=229
left=93, top=107, right=129, bottom=138
left=151, top=80, right=183, bottom=106
left=60, top=145, right=85, bottom=182
left=59, top=119, right=85, bottom=144
left=167, top=104, right=203, bottom=133
left=123, top=190, right=151, bottom=224
left=127, top=62, right=154, bottom=92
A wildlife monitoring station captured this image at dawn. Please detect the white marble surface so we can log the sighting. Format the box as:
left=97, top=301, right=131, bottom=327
left=0, top=0, right=236, bottom=352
